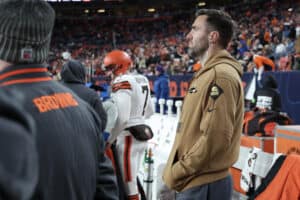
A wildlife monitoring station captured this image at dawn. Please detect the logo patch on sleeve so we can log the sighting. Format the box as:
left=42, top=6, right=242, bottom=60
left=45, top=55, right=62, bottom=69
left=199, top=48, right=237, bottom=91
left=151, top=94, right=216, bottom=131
left=210, top=84, right=223, bottom=100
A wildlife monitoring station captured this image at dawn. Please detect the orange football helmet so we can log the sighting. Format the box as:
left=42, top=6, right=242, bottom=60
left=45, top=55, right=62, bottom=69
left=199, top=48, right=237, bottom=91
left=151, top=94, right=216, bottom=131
left=103, top=50, right=132, bottom=76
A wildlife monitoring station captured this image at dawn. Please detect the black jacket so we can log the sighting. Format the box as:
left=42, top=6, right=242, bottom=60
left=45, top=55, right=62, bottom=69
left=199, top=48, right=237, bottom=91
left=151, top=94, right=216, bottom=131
left=0, top=90, right=38, bottom=200
left=61, top=60, right=107, bottom=131
left=0, top=64, right=118, bottom=200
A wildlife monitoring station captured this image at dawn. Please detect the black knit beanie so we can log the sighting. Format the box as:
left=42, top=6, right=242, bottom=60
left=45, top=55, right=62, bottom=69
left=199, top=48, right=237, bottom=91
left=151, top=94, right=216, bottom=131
left=0, top=0, right=55, bottom=64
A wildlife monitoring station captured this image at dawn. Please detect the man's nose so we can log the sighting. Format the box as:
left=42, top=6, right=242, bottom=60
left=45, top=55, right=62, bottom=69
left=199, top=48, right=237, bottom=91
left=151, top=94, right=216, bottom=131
left=186, top=32, right=192, bottom=41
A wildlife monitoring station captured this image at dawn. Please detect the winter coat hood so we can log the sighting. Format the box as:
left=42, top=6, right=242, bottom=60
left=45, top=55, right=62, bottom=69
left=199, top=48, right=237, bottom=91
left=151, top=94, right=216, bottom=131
left=61, top=60, right=86, bottom=84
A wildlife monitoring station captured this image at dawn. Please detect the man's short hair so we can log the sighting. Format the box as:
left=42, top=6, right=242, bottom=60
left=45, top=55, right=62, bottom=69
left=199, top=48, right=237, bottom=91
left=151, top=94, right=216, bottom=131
left=196, top=9, right=236, bottom=48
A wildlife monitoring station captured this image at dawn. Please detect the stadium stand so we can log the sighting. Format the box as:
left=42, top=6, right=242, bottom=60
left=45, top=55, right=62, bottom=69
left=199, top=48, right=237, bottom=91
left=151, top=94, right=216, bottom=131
left=48, top=0, right=299, bottom=76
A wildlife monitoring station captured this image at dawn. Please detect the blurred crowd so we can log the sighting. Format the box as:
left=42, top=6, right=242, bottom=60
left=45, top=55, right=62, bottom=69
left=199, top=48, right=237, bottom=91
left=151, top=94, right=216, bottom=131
left=48, top=0, right=300, bottom=79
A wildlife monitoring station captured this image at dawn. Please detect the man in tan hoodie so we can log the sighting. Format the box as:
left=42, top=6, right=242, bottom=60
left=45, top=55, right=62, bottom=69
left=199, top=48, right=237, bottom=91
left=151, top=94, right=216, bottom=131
left=163, top=9, right=244, bottom=200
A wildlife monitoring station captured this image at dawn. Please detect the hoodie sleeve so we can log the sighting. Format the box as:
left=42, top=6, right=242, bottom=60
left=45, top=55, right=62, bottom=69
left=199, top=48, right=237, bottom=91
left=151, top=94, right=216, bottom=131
left=92, top=95, right=108, bottom=132
left=93, top=109, right=119, bottom=200
left=0, top=118, right=38, bottom=200
left=94, top=134, right=119, bottom=200
left=0, top=91, right=38, bottom=200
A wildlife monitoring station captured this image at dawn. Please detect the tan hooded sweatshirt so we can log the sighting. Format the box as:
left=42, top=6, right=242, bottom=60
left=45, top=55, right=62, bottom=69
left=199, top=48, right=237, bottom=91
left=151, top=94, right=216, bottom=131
left=163, top=50, right=244, bottom=192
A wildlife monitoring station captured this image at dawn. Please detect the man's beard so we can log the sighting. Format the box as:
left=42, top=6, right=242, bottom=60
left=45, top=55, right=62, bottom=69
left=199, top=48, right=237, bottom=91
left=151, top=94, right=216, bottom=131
left=188, top=41, right=209, bottom=59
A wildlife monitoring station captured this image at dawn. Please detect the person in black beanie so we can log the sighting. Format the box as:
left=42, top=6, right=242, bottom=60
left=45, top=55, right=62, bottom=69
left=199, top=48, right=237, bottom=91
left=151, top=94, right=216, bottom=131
left=61, top=59, right=107, bottom=131
left=0, top=1, right=118, bottom=200
left=0, top=91, right=38, bottom=200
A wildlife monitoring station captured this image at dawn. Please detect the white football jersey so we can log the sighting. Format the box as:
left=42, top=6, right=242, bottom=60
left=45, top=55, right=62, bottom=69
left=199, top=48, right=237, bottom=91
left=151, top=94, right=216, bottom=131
left=109, top=73, right=154, bottom=143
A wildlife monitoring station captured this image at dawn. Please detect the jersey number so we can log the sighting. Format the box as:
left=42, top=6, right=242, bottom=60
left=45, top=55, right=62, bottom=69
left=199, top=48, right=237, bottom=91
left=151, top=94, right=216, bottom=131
left=142, top=86, right=149, bottom=116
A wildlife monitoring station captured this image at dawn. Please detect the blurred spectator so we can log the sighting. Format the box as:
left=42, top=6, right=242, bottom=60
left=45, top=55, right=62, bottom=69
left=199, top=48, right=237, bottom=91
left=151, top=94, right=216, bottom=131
left=247, top=53, right=275, bottom=81
left=61, top=51, right=72, bottom=62
left=47, top=1, right=300, bottom=75
left=154, top=65, right=170, bottom=113
left=295, top=8, right=300, bottom=70
left=274, top=36, right=287, bottom=63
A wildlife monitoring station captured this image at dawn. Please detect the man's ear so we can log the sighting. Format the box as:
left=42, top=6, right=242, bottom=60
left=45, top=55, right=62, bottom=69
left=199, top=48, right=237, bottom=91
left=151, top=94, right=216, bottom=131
left=209, top=31, right=219, bottom=43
